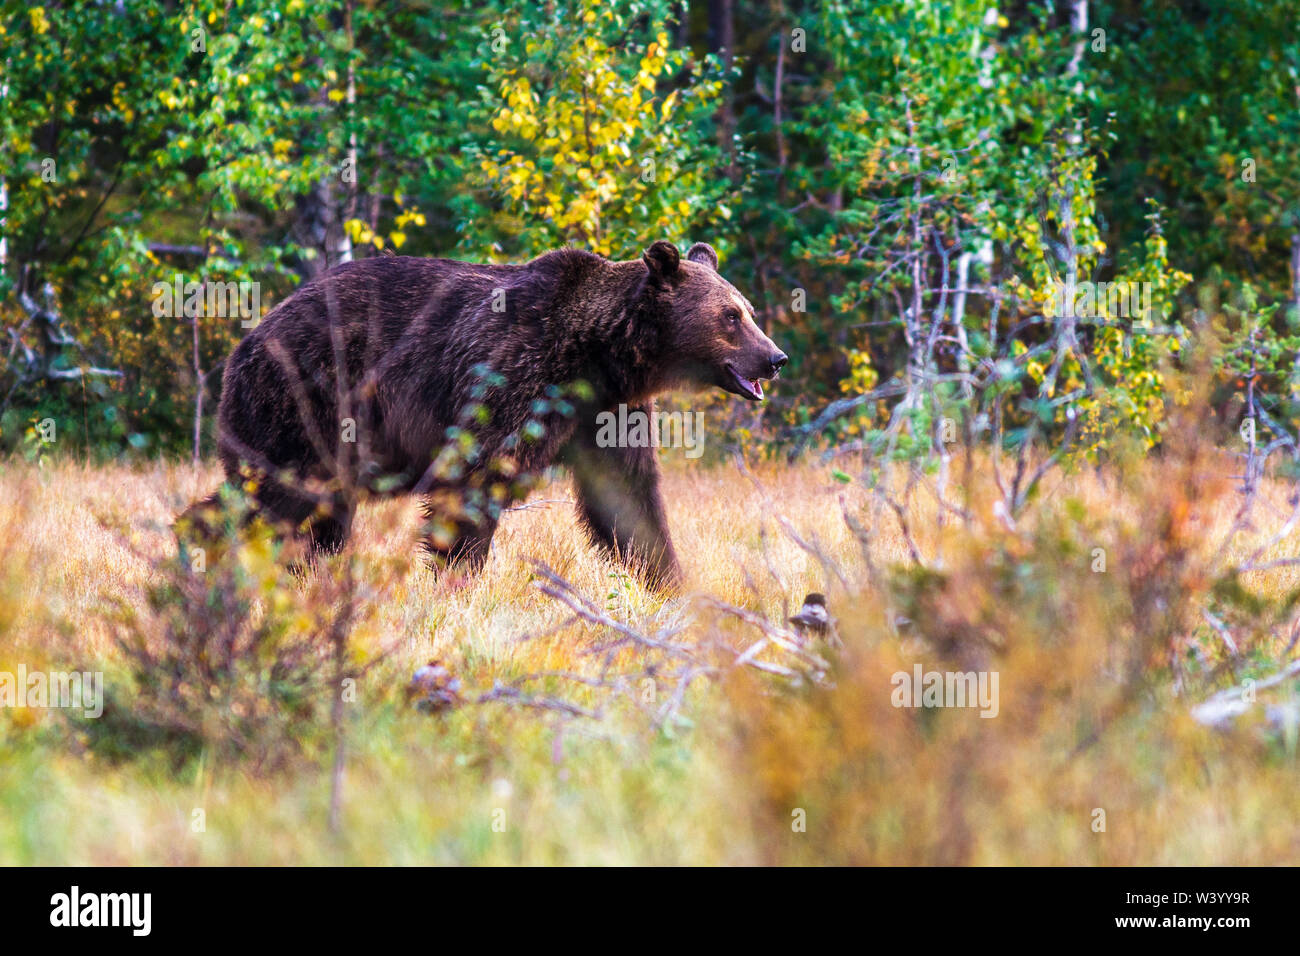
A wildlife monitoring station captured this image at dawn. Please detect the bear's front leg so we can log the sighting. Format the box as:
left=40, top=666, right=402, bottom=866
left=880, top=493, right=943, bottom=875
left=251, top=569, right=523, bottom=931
left=564, top=408, right=683, bottom=592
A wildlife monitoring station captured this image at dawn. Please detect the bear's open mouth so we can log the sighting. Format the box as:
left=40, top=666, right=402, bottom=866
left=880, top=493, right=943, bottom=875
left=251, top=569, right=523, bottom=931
left=725, top=363, right=766, bottom=402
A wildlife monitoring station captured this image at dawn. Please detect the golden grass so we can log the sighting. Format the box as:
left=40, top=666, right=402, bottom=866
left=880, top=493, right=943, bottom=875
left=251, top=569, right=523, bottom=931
left=1, top=449, right=1298, bottom=864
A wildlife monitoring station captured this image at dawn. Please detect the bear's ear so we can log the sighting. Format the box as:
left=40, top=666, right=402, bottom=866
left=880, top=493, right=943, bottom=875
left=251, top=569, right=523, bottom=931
left=642, top=240, right=681, bottom=281
left=686, top=242, right=719, bottom=271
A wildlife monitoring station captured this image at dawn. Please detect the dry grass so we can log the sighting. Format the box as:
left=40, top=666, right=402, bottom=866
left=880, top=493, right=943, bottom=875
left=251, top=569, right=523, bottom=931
left=1, top=445, right=1299, bottom=864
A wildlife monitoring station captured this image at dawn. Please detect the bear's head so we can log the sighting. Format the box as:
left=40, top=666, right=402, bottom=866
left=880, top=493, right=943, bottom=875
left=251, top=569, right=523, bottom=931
left=641, top=240, right=788, bottom=402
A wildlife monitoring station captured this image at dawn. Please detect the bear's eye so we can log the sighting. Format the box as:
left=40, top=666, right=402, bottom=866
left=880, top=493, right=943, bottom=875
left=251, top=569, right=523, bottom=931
left=725, top=310, right=741, bottom=328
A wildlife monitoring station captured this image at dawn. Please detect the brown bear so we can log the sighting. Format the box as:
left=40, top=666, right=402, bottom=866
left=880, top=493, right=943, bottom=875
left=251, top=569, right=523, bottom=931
left=184, top=240, right=786, bottom=590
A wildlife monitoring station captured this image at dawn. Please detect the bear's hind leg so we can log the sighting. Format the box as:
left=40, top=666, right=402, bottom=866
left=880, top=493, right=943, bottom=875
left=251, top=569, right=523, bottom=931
left=303, top=494, right=354, bottom=557
left=253, top=477, right=354, bottom=563
left=420, top=503, right=501, bottom=576
left=419, top=466, right=528, bottom=578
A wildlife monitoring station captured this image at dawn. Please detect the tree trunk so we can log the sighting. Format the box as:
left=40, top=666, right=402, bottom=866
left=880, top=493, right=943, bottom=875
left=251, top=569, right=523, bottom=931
left=708, top=0, right=737, bottom=180
left=1290, top=232, right=1300, bottom=317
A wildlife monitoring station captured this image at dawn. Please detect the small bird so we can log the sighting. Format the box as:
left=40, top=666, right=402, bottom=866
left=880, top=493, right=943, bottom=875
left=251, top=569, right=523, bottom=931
left=406, top=659, right=463, bottom=714
left=789, top=593, right=839, bottom=646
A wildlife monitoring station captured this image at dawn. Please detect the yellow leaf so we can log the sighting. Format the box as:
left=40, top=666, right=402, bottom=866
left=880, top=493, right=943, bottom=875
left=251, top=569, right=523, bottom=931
left=661, top=89, right=679, bottom=120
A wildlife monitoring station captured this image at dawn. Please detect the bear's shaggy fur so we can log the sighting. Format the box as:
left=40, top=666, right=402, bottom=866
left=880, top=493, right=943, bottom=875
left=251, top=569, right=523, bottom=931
left=185, top=240, right=786, bottom=589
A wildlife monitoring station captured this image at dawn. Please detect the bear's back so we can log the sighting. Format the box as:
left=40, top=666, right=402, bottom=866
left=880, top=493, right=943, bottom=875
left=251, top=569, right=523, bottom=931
left=252, top=251, right=605, bottom=343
